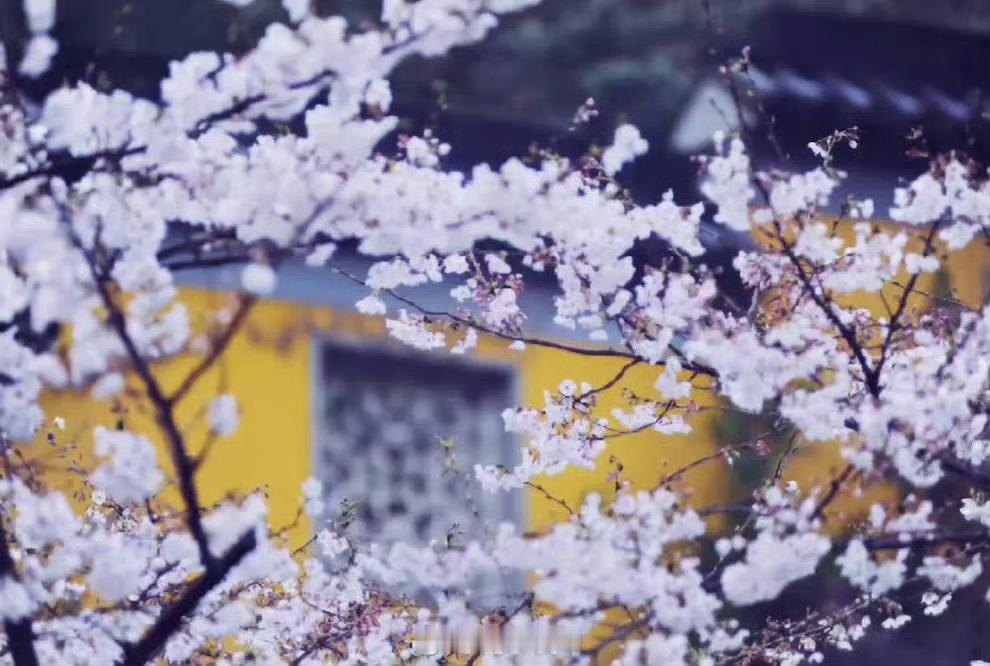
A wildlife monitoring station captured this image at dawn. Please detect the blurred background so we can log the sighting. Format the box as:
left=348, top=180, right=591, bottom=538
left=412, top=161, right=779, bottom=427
left=3, top=1, right=990, bottom=664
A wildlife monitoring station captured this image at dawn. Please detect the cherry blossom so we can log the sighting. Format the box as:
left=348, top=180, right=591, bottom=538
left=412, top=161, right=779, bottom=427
left=0, top=0, right=987, bottom=664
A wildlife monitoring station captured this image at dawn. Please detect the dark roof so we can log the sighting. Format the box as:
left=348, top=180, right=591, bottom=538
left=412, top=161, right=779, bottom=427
left=733, top=11, right=990, bottom=171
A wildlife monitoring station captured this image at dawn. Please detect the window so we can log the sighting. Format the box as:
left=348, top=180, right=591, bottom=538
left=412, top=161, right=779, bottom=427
left=312, top=339, right=520, bottom=545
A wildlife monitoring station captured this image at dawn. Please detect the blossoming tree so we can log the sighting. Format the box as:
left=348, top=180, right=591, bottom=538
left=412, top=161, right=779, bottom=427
left=0, top=1, right=989, bottom=665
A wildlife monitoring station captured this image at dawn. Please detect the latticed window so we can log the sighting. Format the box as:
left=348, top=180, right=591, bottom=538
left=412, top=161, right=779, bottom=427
left=313, top=339, right=520, bottom=544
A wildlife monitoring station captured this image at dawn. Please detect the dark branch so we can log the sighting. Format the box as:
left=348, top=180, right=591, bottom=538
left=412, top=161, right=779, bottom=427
left=863, top=529, right=990, bottom=551
left=810, top=463, right=855, bottom=522
left=329, top=263, right=720, bottom=376
left=170, top=295, right=256, bottom=404
left=118, top=529, right=257, bottom=666
left=84, top=249, right=215, bottom=568
left=775, top=227, right=881, bottom=397
left=0, top=520, right=38, bottom=666
left=0, top=147, right=143, bottom=192
left=940, top=455, right=990, bottom=491
left=872, top=219, right=941, bottom=382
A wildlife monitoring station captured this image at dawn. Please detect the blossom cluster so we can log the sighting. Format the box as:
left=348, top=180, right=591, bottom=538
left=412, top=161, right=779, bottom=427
left=0, top=0, right=989, bottom=664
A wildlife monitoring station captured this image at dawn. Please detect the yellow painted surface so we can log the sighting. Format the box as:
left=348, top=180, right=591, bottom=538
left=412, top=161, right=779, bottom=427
left=34, top=232, right=990, bottom=545
left=764, top=222, right=990, bottom=525
left=947, top=237, right=990, bottom=307
left=36, top=288, right=730, bottom=546
left=520, top=350, right=727, bottom=531
left=40, top=291, right=320, bottom=548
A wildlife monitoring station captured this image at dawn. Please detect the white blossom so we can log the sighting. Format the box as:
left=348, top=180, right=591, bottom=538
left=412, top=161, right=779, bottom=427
left=0, top=578, right=34, bottom=621
left=209, top=394, right=240, bottom=437
left=385, top=310, right=446, bottom=350
left=18, top=34, right=58, bottom=77
left=0, top=2, right=984, bottom=662
left=240, top=263, right=277, bottom=295
left=282, top=0, right=310, bottom=22
left=722, top=531, right=830, bottom=605
left=24, top=0, right=56, bottom=32
left=701, top=132, right=754, bottom=231
left=355, top=293, right=387, bottom=315
left=91, top=427, right=164, bottom=504
left=601, top=124, right=648, bottom=175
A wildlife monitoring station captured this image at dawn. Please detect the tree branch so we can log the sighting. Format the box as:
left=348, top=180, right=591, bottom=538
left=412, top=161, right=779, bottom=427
left=774, top=226, right=881, bottom=397
left=810, top=463, right=855, bottom=522
left=329, top=263, right=720, bottom=376
left=863, top=529, right=990, bottom=552
left=872, top=219, right=940, bottom=382
left=118, top=528, right=257, bottom=666
left=939, top=455, right=990, bottom=491
left=170, top=295, right=256, bottom=404
left=84, top=249, right=215, bottom=568
left=0, top=521, right=38, bottom=666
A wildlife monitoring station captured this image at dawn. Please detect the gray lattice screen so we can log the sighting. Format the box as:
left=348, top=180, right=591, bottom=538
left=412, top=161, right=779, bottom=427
left=313, top=340, right=518, bottom=544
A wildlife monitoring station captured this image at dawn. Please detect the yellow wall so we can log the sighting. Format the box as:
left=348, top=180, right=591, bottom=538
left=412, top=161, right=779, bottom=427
left=37, top=288, right=734, bottom=546
left=757, top=222, right=990, bottom=527
left=35, top=233, right=990, bottom=545
left=41, top=291, right=320, bottom=548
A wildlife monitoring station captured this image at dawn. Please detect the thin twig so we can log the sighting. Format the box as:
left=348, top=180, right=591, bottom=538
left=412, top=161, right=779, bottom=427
left=526, top=481, right=575, bottom=517
left=118, top=529, right=257, bottom=666
left=171, top=295, right=256, bottom=404
left=84, top=249, right=215, bottom=568
left=329, top=263, right=720, bottom=376
left=873, top=219, right=941, bottom=382
left=810, top=463, right=855, bottom=522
